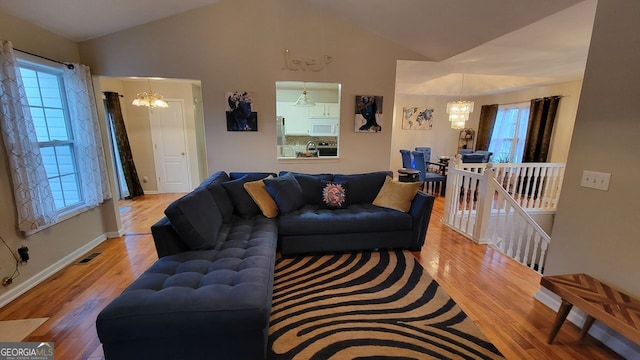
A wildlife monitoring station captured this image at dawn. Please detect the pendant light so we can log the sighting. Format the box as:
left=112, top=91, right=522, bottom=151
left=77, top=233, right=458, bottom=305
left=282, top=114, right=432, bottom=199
left=294, top=83, right=316, bottom=107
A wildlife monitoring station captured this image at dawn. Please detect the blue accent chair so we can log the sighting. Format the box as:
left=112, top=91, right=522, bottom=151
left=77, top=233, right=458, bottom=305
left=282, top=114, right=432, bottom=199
left=412, top=151, right=446, bottom=196
left=400, top=149, right=414, bottom=169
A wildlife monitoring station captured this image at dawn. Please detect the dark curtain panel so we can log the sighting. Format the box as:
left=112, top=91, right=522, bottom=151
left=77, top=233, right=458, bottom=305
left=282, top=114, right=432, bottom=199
left=523, top=96, right=561, bottom=162
left=104, top=92, right=144, bottom=199
left=475, top=104, right=499, bottom=151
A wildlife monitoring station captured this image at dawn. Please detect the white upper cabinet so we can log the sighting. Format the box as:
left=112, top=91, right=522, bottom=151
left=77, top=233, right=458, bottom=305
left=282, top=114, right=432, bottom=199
left=309, top=102, right=340, bottom=118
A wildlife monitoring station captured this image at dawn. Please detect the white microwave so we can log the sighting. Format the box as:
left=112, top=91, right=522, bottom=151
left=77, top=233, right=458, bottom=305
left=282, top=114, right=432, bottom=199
left=309, top=118, right=339, bottom=136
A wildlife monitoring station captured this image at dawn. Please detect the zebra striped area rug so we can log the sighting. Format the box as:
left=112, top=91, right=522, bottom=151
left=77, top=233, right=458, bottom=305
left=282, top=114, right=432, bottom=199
left=268, top=250, right=504, bottom=360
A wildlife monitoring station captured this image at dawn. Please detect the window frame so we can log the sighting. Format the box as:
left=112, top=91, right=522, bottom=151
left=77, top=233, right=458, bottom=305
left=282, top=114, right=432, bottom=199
left=16, top=55, right=85, bottom=217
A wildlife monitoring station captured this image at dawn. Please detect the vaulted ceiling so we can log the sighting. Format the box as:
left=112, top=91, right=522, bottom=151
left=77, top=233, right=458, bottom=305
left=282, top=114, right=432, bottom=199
left=0, top=0, right=596, bottom=96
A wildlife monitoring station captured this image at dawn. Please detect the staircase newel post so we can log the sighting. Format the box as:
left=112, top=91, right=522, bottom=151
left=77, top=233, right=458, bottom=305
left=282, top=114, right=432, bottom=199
left=473, top=162, right=495, bottom=244
left=442, top=155, right=462, bottom=224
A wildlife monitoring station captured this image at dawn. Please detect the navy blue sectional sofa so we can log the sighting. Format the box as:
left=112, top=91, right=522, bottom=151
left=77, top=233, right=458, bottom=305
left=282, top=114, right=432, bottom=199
left=96, top=170, right=434, bottom=360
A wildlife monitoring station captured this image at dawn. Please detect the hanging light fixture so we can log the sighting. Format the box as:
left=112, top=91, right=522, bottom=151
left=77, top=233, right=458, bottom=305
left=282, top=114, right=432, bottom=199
left=446, top=74, right=473, bottom=129
left=132, top=80, right=169, bottom=108
left=294, top=83, right=316, bottom=107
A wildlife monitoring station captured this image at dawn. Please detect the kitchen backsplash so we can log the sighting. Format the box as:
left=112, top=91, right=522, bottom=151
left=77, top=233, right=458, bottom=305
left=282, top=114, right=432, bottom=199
left=284, top=135, right=337, bottom=145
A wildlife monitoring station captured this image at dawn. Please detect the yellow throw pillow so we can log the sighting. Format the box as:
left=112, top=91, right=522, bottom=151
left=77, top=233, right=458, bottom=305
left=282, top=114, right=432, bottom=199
left=243, top=178, right=278, bottom=218
left=372, top=176, right=422, bottom=212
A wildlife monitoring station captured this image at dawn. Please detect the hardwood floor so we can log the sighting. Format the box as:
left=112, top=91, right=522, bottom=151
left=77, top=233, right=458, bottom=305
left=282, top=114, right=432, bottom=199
left=0, top=194, right=622, bottom=359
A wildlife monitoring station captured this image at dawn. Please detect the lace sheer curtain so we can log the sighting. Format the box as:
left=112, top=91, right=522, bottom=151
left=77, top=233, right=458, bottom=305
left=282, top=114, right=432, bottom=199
left=63, top=64, right=112, bottom=206
left=0, top=40, right=58, bottom=231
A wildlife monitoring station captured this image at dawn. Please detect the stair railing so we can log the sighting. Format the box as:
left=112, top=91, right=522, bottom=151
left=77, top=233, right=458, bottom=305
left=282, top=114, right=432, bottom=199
left=442, top=160, right=564, bottom=273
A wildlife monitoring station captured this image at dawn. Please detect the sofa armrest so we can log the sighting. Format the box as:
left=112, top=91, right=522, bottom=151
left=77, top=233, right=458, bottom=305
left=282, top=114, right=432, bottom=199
left=408, top=191, right=435, bottom=249
left=151, top=216, right=190, bottom=258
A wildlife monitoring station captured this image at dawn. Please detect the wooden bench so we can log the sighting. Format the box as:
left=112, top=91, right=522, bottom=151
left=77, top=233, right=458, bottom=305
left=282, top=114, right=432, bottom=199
left=540, top=273, right=640, bottom=345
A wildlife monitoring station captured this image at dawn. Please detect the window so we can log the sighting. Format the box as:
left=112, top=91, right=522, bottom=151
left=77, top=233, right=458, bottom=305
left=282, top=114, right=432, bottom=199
left=18, top=61, right=82, bottom=211
left=488, top=103, right=530, bottom=163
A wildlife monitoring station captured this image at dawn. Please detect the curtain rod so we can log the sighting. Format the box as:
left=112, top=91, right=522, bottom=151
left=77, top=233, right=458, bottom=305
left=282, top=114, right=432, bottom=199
left=14, top=48, right=74, bottom=70
left=497, top=95, right=563, bottom=107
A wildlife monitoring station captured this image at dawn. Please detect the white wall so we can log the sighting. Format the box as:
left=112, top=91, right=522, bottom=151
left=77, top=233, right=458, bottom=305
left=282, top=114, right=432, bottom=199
left=78, top=0, right=428, bottom=176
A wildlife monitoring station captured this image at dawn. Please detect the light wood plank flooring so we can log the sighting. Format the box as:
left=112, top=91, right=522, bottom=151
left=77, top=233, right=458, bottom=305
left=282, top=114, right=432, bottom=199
left=0, top=194, right=622, bottom=359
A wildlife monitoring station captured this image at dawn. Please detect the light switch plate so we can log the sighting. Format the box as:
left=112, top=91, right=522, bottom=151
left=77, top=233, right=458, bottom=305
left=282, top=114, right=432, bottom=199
left=580, top=170, right=611, bottom=191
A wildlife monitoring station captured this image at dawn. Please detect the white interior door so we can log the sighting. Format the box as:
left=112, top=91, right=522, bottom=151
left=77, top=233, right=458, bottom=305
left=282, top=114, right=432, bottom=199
left=150, top=99, right=191, bottom=193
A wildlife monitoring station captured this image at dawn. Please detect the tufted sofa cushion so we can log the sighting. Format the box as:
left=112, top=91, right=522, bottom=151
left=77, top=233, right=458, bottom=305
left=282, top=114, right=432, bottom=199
left=277, top=203, right=412, bottom=236
left=96, top=216, right=278, bottom=344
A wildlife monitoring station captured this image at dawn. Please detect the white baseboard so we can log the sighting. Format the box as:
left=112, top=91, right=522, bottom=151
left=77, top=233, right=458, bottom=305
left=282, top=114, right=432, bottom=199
left=143, top=190, right=159, bottom=195
left=105, top=228, right=125, bottom=238
left=0, top=233, right=108, bottom=309
left=535, top=288, right=640, bottom=358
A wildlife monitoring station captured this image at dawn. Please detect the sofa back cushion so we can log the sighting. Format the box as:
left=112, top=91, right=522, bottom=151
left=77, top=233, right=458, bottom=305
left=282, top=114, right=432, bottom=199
left=196, top=170, right=229, bottom=189
left=205, top=183, right=235, bottom=223
left=164, top=187, right=223, bottom=251
left=333, top=171, right=393, bottom=204
left=229, top=171, right=277, bottom=180
left=280, top=172, right=333, bottom=205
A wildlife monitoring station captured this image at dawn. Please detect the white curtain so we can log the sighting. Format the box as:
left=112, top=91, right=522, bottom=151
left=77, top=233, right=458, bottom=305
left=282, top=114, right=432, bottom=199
left=63, top=64, right=112, bottom=206
left=488, top=105, right=530, bottom=163
left=0, top=40, right=59, bottom=231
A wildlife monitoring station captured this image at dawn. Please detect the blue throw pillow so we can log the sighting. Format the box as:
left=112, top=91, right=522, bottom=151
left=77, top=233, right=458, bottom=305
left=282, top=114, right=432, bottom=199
left=320, top=181, right=348, bottom=209
left=222, top=175, right=264, bottom=218
left=263, top=172, right=305, bottom=214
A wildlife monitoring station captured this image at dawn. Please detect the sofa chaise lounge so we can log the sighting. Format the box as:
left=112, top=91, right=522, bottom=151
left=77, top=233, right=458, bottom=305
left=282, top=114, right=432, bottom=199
left=96, top=170, right=435, bottom=359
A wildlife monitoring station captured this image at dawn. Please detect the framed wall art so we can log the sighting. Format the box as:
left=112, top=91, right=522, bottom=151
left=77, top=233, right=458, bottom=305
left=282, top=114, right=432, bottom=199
left=225, top=91, right=257, bottom=131
left=354, top=95, right=383, bottom=132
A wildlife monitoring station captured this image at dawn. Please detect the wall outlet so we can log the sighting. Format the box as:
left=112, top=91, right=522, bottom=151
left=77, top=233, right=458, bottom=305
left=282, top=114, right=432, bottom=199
left=580, top=170, right=611, bottom=191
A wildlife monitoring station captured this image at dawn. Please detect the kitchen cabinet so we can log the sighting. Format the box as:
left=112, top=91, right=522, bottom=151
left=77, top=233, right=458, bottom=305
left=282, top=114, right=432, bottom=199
left=309, top=102, right=339, bottom=118
left=277, top=102, right=310, bottom=135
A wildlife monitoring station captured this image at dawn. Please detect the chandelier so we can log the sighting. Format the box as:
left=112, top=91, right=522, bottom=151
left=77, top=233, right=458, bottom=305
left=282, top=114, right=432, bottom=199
left=132, top=80, right=169, bottom=108
left=446, top=74, right=473, bottom=129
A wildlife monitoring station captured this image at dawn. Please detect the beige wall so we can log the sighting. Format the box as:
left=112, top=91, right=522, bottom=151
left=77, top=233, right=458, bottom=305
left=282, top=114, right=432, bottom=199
left=78, top=0, right=427, bottom=176
left=390, top=80, right=582, bottom=172
left=546, top=0, right=640, bottom=297
left=0, top=10, right=120, bottom=305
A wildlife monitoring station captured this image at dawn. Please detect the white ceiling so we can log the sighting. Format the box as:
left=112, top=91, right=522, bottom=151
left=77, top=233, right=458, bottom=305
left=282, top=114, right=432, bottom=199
left=0, top=0, right=596, bottom=96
